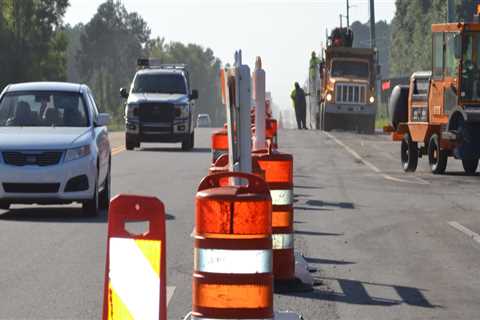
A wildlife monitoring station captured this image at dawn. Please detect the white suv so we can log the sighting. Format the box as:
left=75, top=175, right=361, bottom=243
left=0, top=82, right=111, bottom=216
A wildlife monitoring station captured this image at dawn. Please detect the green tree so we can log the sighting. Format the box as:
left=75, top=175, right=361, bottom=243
left=0, top=0, right=69, bottom=89
left=64, top=23, right=84, bottom=83
left=147, top=38, right=225, bottom=125
left=386, top=0, right=480, bottom=77
left=76, top=0, right=150, bottom=116
left=351, top=20, right=391, bottom=79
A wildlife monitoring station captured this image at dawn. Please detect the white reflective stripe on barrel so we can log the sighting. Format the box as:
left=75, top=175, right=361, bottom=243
left=270, top=189, right=293, bottom=206
left=195, top=248, right=272, bottom=274
left=272, top=233, right=294, bottom=250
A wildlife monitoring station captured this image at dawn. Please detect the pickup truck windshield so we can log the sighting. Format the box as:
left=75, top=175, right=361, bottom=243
left=332, top=60, right=369, bottom=79
left=132, top=74, right=187, bottom=94
left=0, top=92, right=89, bottom=127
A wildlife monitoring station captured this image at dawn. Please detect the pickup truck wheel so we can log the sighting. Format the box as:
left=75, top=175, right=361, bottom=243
left=0, top=201, right=10, bottom=210
left=125, top=136, right=136, bottom=150
left=462, top=158, right=478, bottom=175
left=182, top=132, right=194, bottom=151
left=428, top=134, right=448, bottom=174
left=401, top=133, right=418, bottom=172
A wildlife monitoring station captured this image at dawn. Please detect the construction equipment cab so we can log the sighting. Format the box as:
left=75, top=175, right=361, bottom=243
left=120, top=59, right=198, bottom=150
left=388, top=19, right=480, bottom=174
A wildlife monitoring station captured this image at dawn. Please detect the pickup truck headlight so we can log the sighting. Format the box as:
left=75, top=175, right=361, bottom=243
left=126, top=103, right=139, bottom=118
left=65, top=145, right=91, bottom=162
left=175, top=104, right=189, bottom=118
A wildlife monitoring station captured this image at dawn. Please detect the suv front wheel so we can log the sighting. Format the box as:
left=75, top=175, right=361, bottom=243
left=182, top=132, right=194, bottom=151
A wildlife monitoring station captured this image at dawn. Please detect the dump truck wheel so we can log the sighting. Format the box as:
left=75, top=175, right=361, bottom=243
left=428, top=134, right=448, bottom=174
left=401, top=133, right=418, bottom=172
left=462, top=158, right=479, bottom=175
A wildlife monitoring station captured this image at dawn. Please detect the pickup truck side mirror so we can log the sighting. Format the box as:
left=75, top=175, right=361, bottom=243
left=120, top=88, right=129, bottom=99
left=190, top=89, right=199, bottom=100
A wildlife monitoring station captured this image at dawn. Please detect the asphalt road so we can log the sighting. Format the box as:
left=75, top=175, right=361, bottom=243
left=0, top=128, right=479, bottom=319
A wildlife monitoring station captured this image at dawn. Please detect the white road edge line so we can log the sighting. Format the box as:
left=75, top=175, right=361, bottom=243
left=167, top=286, right=176, bottom=306
left=323, top=132, right=429, bottom=185
left=448, top=221, right=480, bottom=245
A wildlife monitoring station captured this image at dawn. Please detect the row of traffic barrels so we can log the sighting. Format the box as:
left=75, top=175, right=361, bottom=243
left=192, top=121, right=295, bottom=319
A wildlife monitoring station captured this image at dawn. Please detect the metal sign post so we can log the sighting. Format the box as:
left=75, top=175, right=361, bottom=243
left=253, top=57, right=266, bottom=151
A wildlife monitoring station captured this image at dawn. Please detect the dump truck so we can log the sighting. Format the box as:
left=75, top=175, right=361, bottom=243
left=308, top=27, right=378, bottom=133
left=386, top=20, right=480, bottom=174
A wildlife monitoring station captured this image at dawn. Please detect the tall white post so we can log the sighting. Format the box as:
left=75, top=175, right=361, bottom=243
left=237, top=51, right=252, bottom=174
left=253, top=57, right=266, bottom=151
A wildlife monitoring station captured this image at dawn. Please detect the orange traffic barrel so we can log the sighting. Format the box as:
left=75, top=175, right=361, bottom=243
left=209, top=154, right=266, bottom=186
left=211, top=128, right=228, bottom=163
left=266, top=119, right=278, bottom=150
left=256, top=151, right=294, bottom=283
left=193, top=172, right=273, bottom=319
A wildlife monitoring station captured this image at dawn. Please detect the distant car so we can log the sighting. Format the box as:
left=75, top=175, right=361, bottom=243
left=196, top=113, right=211, bottom=128
left=0, top=82, right=111, bottom=216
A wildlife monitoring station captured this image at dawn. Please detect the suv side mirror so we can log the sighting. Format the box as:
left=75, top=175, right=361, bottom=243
left=190, top=89, right=199, bottom=100
left=95, top=113, right=111, bottom=127
left=120, top=88, right=129, bottom=99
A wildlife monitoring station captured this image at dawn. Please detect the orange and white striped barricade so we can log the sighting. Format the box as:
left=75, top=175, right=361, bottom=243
left=103, top=194, right=166, bottom=320
left=256, top=151, right=310, bottom=292
left=193, top=172, right=273, bottom=320
left=211, top=127, right=229, bottom=164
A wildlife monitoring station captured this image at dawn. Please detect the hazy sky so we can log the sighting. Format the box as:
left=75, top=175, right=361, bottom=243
left=64, top=0, right=396, bottom=109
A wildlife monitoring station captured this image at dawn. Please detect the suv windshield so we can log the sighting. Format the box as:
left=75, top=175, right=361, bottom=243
left=0, top=92, right=89, bottom=127
left=331, top=60, right=369, bottom=79
left=461, top=32, right=480, bottom=100
left=132, top=73, right=187, bottom=94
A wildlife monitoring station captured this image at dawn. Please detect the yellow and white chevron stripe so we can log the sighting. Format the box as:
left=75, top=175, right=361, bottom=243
left=107, top=238, right=161, bottom=320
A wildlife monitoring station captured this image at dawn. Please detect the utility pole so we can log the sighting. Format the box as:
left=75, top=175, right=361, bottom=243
left=447, top=0, right=456, bottom=23
left=339, top=14, right=343, bottom=28
left=346, top=0, right=350, bottom=28
left=369, top=0, right=376, bottom=49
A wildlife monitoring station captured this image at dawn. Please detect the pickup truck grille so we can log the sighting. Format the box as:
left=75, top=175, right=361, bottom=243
left=139, top=103, right=175, bottom=122
left=335, top=83, right=367, bottom=105
left=3, top=151, right=63, bottom=166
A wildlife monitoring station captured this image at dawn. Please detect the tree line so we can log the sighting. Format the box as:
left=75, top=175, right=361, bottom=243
left=0, top=0, right=225, bottom=125
left=390, top=0, right=476, bottom=77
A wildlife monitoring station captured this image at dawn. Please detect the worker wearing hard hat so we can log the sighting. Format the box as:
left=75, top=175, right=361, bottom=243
left=291, top=82, right=308, bottom=130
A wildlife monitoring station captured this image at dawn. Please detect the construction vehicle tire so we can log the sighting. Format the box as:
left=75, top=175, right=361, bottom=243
left=462, top=158, right=479, bottom=175
left=389, top=85, right=409, bottom=130
left=401, top=133, right=418, bottom=172
left=428, top=134, right=448, bottom=174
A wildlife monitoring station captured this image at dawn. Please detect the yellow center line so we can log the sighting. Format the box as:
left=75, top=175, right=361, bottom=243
left=111, top=145, right=126, bottom=156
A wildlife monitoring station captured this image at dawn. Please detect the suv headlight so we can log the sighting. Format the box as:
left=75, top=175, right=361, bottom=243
left=126, top=103, right=139, bottom=118
left=65, top=145, right=91, bottom=162
left=175, top=104, right=189, bottom=118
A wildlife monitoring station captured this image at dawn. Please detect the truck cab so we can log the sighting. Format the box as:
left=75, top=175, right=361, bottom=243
left=121, top=60, right=198, bottom=150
